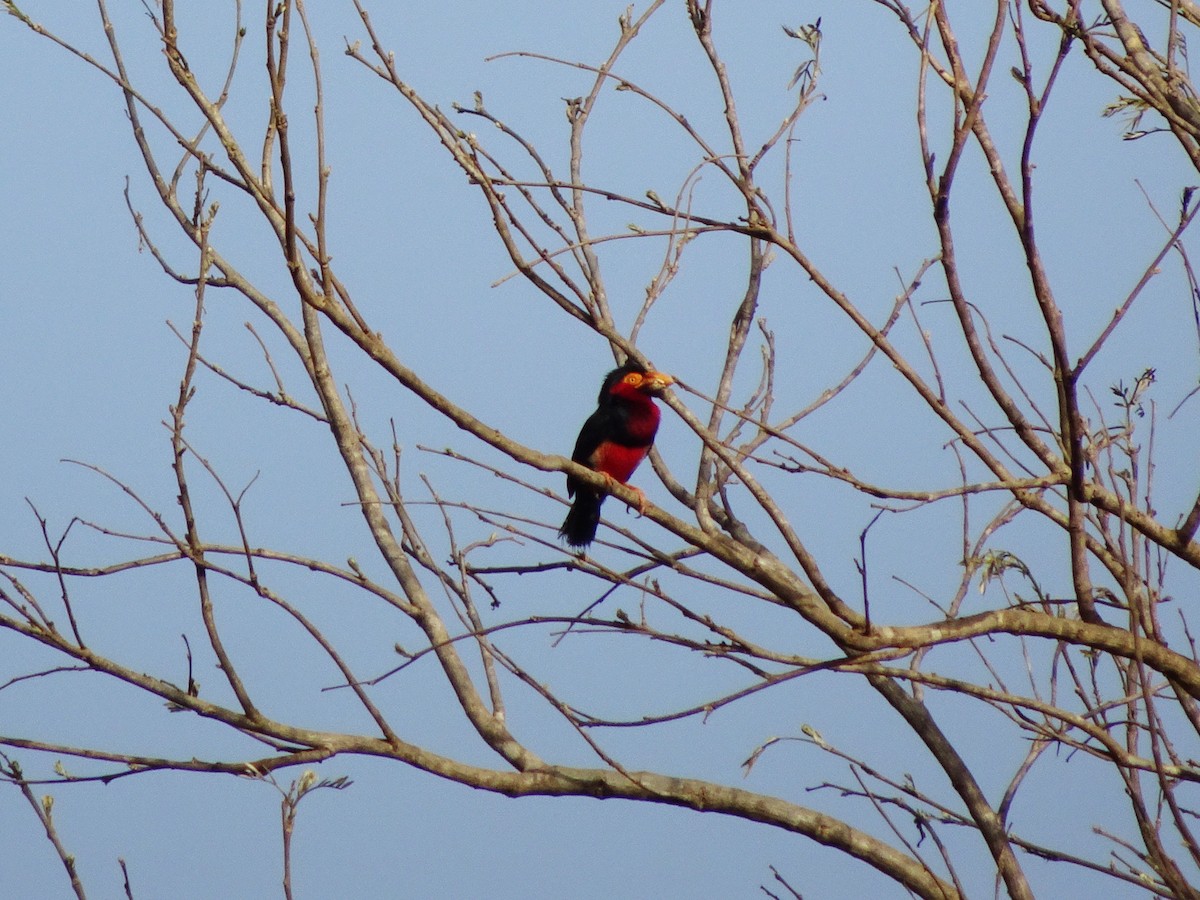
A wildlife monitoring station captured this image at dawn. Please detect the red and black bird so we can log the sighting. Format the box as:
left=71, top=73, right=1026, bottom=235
left=559, top=362, right=674, bottom=549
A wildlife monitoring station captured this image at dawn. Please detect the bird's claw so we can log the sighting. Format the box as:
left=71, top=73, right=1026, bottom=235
left=601, top=474, right=647, bottom=517
left=627, top=485, right=648, bottom=517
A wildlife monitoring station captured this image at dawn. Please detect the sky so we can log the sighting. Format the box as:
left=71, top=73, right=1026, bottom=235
left=2, top=2, right=1198, bottom=898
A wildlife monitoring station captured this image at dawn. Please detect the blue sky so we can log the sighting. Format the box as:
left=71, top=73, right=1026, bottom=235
left=2, top=2, right=1198, bottom=898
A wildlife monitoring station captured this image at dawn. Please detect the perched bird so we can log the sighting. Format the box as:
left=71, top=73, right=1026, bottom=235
left=559, top=362, right=674, bottom=549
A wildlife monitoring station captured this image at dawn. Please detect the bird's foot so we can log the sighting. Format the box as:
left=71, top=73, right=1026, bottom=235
left=600, top=474, right=647, bottom=516
left=600, top=475, right=648, bottom=518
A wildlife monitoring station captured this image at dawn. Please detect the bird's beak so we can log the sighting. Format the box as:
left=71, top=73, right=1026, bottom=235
left=640, top=371, right=675, bottom=392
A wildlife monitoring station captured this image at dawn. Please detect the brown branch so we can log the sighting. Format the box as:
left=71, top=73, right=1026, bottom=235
left=0, top=753, right=87, bottom=900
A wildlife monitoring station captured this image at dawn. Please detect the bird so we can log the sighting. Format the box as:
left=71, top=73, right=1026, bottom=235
left=559, top=362, right=674, bottom=549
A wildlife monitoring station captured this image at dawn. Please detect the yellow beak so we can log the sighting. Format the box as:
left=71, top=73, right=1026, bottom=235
left=639, top=371, right=674, bottom=392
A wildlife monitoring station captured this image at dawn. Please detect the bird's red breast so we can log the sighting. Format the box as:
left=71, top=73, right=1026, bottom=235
left=587, top=439, right=652, bottom=485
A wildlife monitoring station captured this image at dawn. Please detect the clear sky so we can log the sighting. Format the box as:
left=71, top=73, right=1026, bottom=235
left=2, top=3, right=1197, bottom=898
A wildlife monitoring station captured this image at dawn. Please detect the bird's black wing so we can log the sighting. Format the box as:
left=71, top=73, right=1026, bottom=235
left=567, top=404, right=620, bottom=496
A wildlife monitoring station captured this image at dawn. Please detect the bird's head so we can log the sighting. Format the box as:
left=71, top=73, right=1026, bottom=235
left=600, top=363, right=674, bottom=403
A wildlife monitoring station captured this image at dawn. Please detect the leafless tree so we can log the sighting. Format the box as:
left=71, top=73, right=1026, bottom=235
left=4, top=2, right=1200, bottom=897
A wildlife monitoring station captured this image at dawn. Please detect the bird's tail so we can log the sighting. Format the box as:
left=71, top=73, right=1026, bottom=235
left=559, top=489, right=604, bottom=548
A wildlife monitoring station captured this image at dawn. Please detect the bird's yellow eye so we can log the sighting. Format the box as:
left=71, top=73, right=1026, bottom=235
left=624, top=373, right=641, bottom=386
